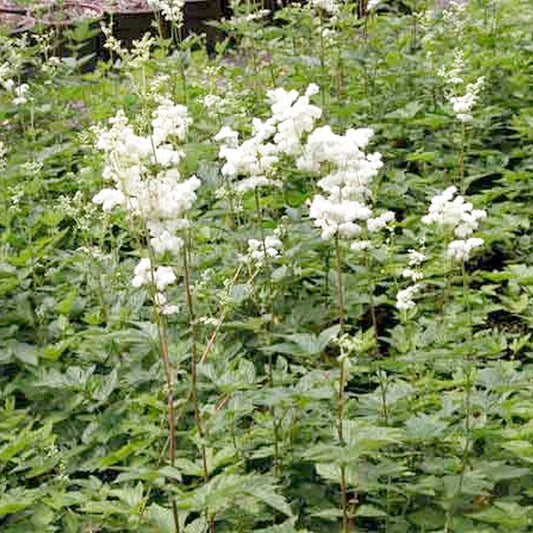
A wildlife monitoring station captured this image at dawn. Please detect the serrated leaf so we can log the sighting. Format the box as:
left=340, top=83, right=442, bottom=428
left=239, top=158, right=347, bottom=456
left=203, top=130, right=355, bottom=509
left=469, top=501, right=533, bottom=528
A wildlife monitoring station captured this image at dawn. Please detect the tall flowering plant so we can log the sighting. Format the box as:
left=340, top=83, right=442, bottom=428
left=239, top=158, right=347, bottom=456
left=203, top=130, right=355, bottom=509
left=91, top=97, right=199, bottom=531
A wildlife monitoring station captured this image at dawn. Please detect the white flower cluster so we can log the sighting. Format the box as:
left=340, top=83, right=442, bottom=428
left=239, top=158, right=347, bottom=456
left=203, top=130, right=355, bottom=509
left=309, top=0, right=339, bottom=14
left=132, top=258, right=179, bottom=315
left=422, top=186, right=486, bottom=238
left=448, top=77, right=484, bottom=123
left=92, top=99, right=199, bottom=256
left=100, top=22, right=125, bottom=56
left=12, top=83, right=29, bottom=106
left=447, top=237, right=484, bottom=262
left=299, top=125, right=391, bottom=242
left=396, top=284, right=420, bottom=311
left=308, top=195, right=372, bottom=241
left=402, top=249, right=427, bottom=283
left=244, top=232, right=283, bottom=268
left=241, top=9, right=271, bottom=22
left=130, top=33, right=156, bottom=68
left=437, top=49, right=465, bottom=86
left=0, top=62, right=29, bottom=106
left=215, top=84, right=322, bottom=194
left=396, top=248, right=426, bottom=311
left=439, top=50, right=484, bottom=123
left=441, top=1, right=467, bottom=40
left=422, top=186, right=486, bottom=262
left=92, top=100, right=197, bottom=316
left=147, top=0, right=185, bottom=23
left=367, top=0, right=382, bottom=11
left=203, top=94, right=226, bottom=113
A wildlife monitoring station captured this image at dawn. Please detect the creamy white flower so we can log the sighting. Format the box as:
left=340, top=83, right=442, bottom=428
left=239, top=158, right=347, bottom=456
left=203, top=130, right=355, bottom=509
left=132, top=258, right=177, bottom=291
left=298, top=126, right=382, bottom=200
left=447, top=237, right=484, bottom=262
left=367, top=211, right=395, bottom=233
left=154, top=266, right=176, bottom=291
left=132, top=257, right=153, bottom=288
left=154, top=292, right=179, bottom=315
left=13, top=83, right=29, bottom=106
left=438, top=50, right=465, bottom=86
left=147, top=0, right=185, bottom=23
left=439, top=52, right=484, bottom=122
left=93, top=102, right=199, bottom=260
left=408, top=249, right=427, bottom=266
left=242, top=9, right=271, bottom=21
left=151, top=98, right=191, bottom=145
left=267, top=85, right=322, bottom=155
left=203, top=94, right=224, bottom=111
left=309, top=195, right=372, bottom=240
left=422, top=186, right=486, bottom=238
left=309, top=0, right=339, bottom=13
left=234, top=176, right=272, bottom=193
left=152, top=144, right=183, bottom=167
left=302, top=119, right=388, bottom=242
left=402, top=268, right=424, bottom=281
left=214, top=126, right=239, bottom=148
left=247, top=234, right=283, bottom=266
left=215, top=85, right=322, bottom=196
left=92, top=188, right=125, bottom=211
left=396, top=284, right=420, bottom=311
left=305, top=83, right=320, bottom=97
left=149, top=227, right=184, bottom=255
left=350, top=240, right=372, bottom=251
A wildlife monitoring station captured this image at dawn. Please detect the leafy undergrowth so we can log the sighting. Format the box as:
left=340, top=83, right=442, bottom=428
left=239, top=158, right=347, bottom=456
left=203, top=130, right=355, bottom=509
left=1, top=0, right=533, bottom=531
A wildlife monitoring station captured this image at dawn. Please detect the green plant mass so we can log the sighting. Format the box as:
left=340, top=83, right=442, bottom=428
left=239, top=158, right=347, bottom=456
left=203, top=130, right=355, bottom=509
left=1, top=0, right=533, bottom=531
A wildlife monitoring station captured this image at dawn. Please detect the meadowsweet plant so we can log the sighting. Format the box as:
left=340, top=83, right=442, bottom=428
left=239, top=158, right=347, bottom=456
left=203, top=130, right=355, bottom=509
left=439, top=51, right=485, bottom=124
left=215, top=84, right=322, bottom=194
left=298, top=114, right=396, bottom=527
left=422, top=185, right=487, bottom=262
left=91, top=97, right=201, bottom=530
left=148, top=0, right=186, bottom=25
left=438, top=50, right=485, bottom=190
left=3, top=0, right=533, bottom=531
left=301, top=125, right=390, bottom=244
left=244, top=231, right=283, bottom=269
left=214, top=84, right=323, bottom=475
left=396, top=249, right=426, bottom=312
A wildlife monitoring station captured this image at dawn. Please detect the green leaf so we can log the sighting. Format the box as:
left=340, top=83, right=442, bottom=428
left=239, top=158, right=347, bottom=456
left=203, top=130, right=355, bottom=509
left=11, top=342, right=39, bottom=366
left=501, top=441, right=533, bottom=463
left=405, top=413, right=448, bottom=440
left=97, top=441, right=148, bottom=468
left=469, top=501, right=533, bottom=529
left=355, top=504, right=387, bottom=517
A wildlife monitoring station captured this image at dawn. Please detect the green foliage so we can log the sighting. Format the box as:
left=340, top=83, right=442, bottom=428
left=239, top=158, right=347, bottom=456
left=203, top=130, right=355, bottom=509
left=1, top=0, right=533, bottom=531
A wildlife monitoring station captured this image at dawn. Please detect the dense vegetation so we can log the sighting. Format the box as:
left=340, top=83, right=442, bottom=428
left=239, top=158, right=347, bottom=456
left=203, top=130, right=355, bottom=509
left=1, top=0, right=533, bottom=531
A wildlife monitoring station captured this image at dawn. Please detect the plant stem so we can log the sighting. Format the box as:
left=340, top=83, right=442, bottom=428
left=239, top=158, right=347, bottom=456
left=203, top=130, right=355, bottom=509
left=364, top=247, right=379, bottom=351
left=445, top=262, right=474, bottom=532
left=182, top=241, right=215, bottom=533
left=337, top=355, right=350, bottom=533
left=253, top=189, right=281, bottom=475
left=318, top=12, right=327, bottom=108
left=334, top=236, right=350, bottom=531
left=182, top=240, right=209, bottom=484
left=145, top=242, right=180, bottom=533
